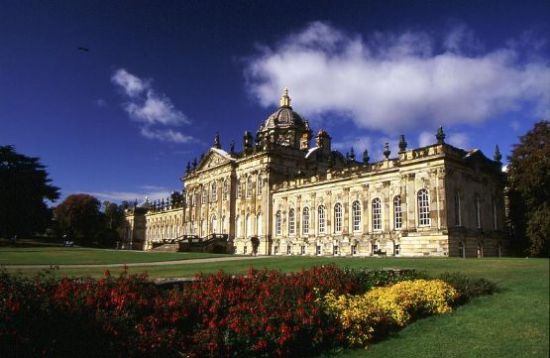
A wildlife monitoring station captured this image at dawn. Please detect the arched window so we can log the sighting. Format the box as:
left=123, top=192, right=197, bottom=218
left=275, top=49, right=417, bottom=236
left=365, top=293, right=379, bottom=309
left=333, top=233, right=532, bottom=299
left=288, top=209, right=295, bottom=235
left=454, top=191, right=462, bottom=226
left=236, top=216, right=241, bottom=237
left=246, top=214, right=253, bottom=237
left=211, top=215, right=217, bottom=233
left=352, top=200, right=361, bottom=232
left=334, top=203, right=343, bottom=233
left=223, top=179, right=228, bottom=201
left=246, top=176, right=253, bottom=198
left=318, top=205, right=326, bottom=234
left=275, top=211, right=281, bottom=236
left=257, top=175, right=262, bottom=196
left=202, top=187, right=207, bottom=204
left=393, top=196, right=402, bottom=229
left=302, top=207, right=310, bottom=235
left=211, top=181, right=217, bottom=202
left=372, top=198, right=382, bottom=230
left=257, top=213, right=263, bottom=236
left=475, top=194, right=481, bottom=228
left=418, top=189, right=430, bottom=226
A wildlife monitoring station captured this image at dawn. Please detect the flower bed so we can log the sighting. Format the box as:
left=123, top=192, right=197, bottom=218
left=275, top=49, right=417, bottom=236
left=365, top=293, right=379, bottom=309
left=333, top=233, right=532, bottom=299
left=0, top=266, right=494, bottom=357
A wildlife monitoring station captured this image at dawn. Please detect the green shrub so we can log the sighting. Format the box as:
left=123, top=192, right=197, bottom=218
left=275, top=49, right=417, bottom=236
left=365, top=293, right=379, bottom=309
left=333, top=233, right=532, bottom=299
left=437, top=272, right=497, bottom=304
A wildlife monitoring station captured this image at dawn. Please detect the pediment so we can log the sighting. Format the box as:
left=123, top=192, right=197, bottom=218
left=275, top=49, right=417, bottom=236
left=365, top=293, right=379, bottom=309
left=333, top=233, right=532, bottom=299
left=196, top=149, right=234, bottom=171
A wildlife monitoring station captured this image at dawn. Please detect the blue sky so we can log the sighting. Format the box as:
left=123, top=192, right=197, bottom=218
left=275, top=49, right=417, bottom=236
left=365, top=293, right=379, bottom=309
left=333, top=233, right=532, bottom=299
left=1, top=1, right=549, bottom=203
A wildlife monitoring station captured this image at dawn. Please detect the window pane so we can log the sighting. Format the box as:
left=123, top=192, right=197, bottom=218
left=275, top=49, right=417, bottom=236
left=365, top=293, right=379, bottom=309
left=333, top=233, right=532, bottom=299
left=352, top=201, right=361, bottom=231
left=418, top=189, right=431, bottom=226
left=393, top=196, right=402, bottom=229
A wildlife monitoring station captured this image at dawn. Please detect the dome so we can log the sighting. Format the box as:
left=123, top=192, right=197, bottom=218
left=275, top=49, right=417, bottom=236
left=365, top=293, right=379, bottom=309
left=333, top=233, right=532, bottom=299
left=257, top=89, right=309, bottom=133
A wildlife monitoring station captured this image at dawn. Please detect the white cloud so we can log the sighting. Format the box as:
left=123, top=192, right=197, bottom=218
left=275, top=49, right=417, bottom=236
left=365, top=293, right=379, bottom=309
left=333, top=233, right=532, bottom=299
left=86, top=189, right=172, bottom=203
left=333, top=136, right=371, bottom=155
left=418, top=131, right=434, bottom=147
left=140, top=127, right=194, bottom=144
left=126, top=91, right=189, bottom=126
left=246, top=22, right=550, bottom=133
left=447, top=132, right=469, bottom=148
left=333, top=135, right=402, bottom=161
left=111, top=68, right=192, bottom=143
left=111, top=68, right=149, bottom=98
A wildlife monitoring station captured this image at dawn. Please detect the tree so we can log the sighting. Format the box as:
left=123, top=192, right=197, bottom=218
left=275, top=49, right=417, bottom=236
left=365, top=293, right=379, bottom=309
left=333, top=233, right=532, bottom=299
left=103, top=201, right=125, bottom=230
left=54, top=194, right=104, bottom=244
left=0, top=145, right=60, bottom=238
left=508, top=120, right=550, bottom=256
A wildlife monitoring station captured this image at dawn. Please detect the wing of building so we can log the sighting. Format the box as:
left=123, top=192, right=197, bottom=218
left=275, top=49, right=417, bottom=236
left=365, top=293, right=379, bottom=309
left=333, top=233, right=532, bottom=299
left=123, top=89, right=509, bottom=258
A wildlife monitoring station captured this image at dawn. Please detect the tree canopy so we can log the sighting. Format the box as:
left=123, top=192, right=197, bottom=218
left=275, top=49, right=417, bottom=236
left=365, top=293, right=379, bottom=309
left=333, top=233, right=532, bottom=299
left=54, top=194, right=104, bottom=244
left=0, top=145, right=59, bottom=238
left=54, top=195, right=129, bottom=246
left=507, top=120, right=550, bottom=256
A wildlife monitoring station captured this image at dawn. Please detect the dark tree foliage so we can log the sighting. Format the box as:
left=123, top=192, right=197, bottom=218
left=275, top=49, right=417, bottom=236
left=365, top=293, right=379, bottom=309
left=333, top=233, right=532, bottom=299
left=0, top=145, right=59, bottom=238
left=507, top=120, right=550, bottom=257
left=54, top=194, right=104, bottom=244
left=103, top=201, right=125, bottom=230
left=170, top=191, right=184, bottom=207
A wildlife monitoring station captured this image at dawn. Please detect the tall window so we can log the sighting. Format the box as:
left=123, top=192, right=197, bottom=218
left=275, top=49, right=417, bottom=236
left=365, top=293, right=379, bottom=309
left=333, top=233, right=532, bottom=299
left=418, top=189, right=431, bottom=226
left=236, top=179, right=241, bottom=198
left=372, top=198, right=382, bottom=230
left=288, top=209, right=295, bottom=235
left=257, top=175, right=262, bottom=196
left=475, top=194, right=481, bottom=228
left=202, top=188, right=207, bottom=204
left=302, top=207, right=310, bottom=235
left=352, top=200, right=361, bottom=232
left=454, top=191, right=462, bottom=226
left=257, top=214, right=263, bottom=236
left=211, top=182, right=217, bottom=202
left=246, top=176, right=253, bottom=198
left=393, top=196, right=402, bottom=229
left=334, top=203, right=342, bottom=233
left=236, top=216, right=241, bottom=237
left=223, top=179, right=228, bottom=200
left=246, top=214, right=252, bottom=237
left=211, top=215, right=217, bottom=233
left=318, top=205, right=326, bottom=234
left=275, top=211, right=281, bottom=236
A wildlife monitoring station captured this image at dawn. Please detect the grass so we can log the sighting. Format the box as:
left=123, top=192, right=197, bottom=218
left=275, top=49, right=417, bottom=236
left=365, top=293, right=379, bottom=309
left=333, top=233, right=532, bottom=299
left=0, top=246, right=230, bottom=265
left=1, top=246, right=548, bottom=357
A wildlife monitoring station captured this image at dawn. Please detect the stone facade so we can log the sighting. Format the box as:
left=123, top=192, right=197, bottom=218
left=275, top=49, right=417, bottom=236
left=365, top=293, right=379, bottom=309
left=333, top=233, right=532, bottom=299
left=124, top=90, right=508, bottom=257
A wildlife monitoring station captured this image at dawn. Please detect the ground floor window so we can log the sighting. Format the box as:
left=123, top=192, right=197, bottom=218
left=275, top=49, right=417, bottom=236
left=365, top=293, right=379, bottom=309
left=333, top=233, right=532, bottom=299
left=244, top=245, right=247, bottom=254
left=333, top=245, right=339, bottom=255
left=274, top=246, right=279, bottom=255
left=316, top=245, right=322, bottom=255
left=301, top=245, right=305, bottom=255
left=394, top=244, right=400, bottom=256
left=287, top=245, right=292, bottom=255
left=351, top=245, right=357, bottom=255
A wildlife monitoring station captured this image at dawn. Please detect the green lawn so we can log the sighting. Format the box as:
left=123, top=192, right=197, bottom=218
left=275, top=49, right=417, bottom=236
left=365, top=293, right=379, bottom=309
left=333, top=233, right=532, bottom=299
left=1, top=249, right=548, bottom=357
left=0, top=246, right=229, bottom=265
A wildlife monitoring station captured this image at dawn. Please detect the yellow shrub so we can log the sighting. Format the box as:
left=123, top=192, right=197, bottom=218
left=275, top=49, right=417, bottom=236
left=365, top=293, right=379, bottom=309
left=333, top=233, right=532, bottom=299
left=322, top=279, right=459, bottom=347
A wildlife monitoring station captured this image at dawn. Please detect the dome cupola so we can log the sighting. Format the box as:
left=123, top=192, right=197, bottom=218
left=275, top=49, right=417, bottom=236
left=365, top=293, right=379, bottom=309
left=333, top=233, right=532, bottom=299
left=256, top=88, right=311, bottom=150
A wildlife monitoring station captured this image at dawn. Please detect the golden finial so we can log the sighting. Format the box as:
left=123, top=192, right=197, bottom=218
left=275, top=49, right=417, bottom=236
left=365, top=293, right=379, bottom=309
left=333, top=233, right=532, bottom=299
left=279, top=87, right=291, bottom=107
